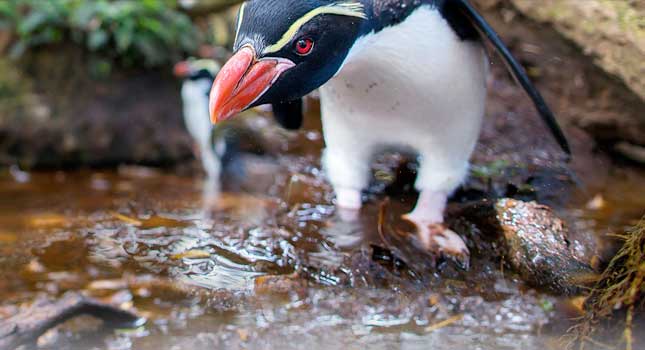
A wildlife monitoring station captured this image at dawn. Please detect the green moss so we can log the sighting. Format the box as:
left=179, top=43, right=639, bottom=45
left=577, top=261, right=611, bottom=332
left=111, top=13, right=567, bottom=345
left=470, top=159, right=514, bottom=180
left=3, top=0, right=201, bottom=67
left=0, top=58, right=32, bottom=122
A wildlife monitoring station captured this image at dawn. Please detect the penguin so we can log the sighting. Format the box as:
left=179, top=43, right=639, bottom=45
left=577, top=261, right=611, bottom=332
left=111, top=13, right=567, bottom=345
left=174, top=58, right=223, bottom=179
left=207, top=0, right=571, bottom=267
left=175, top=58, right=269, bottom=182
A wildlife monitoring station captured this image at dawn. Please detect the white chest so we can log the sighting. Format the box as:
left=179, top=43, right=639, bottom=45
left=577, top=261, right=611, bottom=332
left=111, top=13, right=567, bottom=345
left=319, top=5, right=488, bottom=153
left=181, top=78, right=213, bottom=147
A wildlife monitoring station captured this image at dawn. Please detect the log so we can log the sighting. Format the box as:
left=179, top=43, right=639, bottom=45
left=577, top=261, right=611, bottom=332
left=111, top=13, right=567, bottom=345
left=178, top=0, right=243, bottom=16
left=0, top=292, right=144, bottom=350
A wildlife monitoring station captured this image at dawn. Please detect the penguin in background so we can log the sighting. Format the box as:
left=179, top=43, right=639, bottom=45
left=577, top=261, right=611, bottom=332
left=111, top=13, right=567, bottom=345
left=174, top=58, right=224, bottom=179
left=207, top=0, right=571, bottom=267
left=175, top=58, right=269, bottom=182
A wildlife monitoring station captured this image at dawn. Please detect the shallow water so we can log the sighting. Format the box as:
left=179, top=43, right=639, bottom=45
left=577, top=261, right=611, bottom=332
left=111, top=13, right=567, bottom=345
left=1, top=125, right=643, bottom=350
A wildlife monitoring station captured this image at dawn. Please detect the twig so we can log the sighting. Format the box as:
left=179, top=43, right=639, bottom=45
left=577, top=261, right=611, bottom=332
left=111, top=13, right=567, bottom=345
left=377, top=198, right=392, bottom=248
left=581, top=336, right=614, bottom=350
left=425, top=314, right=463, bottom=332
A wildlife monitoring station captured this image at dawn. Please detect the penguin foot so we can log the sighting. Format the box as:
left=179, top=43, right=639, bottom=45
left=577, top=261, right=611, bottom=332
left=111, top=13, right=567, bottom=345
left=403, top=217, right=470, bottom=270
left=336, top=207, right=360, bottom=222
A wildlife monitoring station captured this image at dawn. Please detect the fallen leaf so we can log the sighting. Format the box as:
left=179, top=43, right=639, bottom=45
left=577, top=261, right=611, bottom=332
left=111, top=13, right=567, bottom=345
left=24, top=259, right=46, bottom=273
left=87, top=279, right=128, bottom=291
left=171, top=250, right=211, bottom=260
left=0, top=232, right=17, bottom=243
left=28, top=214, right=69, bottom=228
left=237, top=329, right=249, bottom=341
left=139, top=215, right=188, bottom=229
left=254, top=273, right=305, bottom=295
left=586, top=194, right=606, bottom=210
left=428, top=294, right=440, bottom=307
left=110, top=212, right=142, bottom=226
left=425, top=314, right=463, bottom=332
left=570, top=296, right=587, bottom=314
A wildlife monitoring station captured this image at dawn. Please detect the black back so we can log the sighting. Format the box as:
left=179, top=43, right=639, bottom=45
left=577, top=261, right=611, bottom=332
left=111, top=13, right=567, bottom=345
left=364, top=0, right=570, bottom=155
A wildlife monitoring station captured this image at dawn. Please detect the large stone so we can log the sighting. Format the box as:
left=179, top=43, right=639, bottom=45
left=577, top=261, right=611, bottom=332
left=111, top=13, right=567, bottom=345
left=493, top=199, right=595, bottom=295
left=508, top=0, right=644, bottom=101
left=474, top=0, right=645, bottom=147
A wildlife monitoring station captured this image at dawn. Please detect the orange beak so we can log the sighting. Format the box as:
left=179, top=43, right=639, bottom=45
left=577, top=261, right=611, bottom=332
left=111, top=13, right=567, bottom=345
left=173, top=61, right=191, bottom=78
left=209, top=46, right=295, bottom=124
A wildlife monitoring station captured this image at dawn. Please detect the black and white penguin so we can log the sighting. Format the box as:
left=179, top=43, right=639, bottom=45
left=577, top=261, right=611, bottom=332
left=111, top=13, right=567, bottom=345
left=175, top=58, right=273, bottom=185
left=207, top=0, right=570, bottom=266
left=174, top=58, right=223, bottom=179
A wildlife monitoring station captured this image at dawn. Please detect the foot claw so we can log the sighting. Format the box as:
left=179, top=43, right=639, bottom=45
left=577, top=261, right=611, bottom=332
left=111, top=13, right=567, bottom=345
left=406, top=220, right=470, bottom=270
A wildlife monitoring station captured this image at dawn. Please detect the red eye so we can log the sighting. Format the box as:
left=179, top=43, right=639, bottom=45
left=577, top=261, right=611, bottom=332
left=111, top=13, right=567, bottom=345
left=295, top=38, right=314, bottom=56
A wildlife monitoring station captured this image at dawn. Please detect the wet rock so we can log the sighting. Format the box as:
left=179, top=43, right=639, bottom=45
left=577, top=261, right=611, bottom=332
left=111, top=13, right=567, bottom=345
left=453, top=199, right=596, bottom=295
left=495, top=199, right=595, bottom=295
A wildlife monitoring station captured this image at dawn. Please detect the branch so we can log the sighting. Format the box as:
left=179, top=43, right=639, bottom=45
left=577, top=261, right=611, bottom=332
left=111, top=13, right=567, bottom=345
left=178, top=0, right=244, bottom=17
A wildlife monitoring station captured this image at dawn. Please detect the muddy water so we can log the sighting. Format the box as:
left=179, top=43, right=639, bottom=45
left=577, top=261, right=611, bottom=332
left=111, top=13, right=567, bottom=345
left=1, top=113, right=644, bottom=349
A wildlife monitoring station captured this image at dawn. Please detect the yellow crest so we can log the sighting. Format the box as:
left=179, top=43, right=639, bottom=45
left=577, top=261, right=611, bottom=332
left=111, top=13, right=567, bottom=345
left=263, top=2, right=367, bottom=54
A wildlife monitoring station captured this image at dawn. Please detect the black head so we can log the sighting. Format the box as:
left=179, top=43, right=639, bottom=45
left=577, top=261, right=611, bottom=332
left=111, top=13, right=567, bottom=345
left=209, top=0, right=368, bottom=123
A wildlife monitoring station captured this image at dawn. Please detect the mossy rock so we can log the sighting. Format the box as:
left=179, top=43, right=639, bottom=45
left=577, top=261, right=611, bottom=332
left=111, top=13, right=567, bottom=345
left=510, top=0, right=645, bottom=101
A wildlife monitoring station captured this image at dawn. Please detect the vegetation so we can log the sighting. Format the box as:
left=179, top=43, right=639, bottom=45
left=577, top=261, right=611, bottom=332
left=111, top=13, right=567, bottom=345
left=569, top=218, right=644, bottom=350
left=0, top=59, right=31, bottom=121
left=0, top=0, right=200, bottom=67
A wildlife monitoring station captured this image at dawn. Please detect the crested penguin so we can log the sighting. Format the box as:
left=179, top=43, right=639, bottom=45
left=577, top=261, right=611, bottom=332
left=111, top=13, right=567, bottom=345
left=207, top=0, right=570, bottom=266
left=174, top=58, right=223, bottom=179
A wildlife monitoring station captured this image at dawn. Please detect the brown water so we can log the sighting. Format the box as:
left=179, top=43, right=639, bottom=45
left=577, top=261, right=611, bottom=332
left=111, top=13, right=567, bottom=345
left=1, top=120, right=644, bottom=350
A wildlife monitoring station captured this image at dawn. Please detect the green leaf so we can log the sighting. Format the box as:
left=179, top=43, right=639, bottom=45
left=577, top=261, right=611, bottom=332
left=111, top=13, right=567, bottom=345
left=115, top=24, right=134, bottom=52
left=139, top=17, right=163, bottom=36
left=71, top=3, right=96, bottom=28
left=88, top=29, right=108, bottom=50
left=17, top=11, right=48, bottom=35
left=8, top=0, right=202, bottom=67
left=141, top=0, right=161, bottom=11
left=0, top=2, right=17, bottom=19
left=8, top=40, right=26, bottom=59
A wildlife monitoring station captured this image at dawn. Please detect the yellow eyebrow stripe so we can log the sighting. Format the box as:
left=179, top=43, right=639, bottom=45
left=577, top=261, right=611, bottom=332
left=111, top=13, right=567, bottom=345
left=234, top=2, right=246, bottom=45
left=263, top=2, right=367, bottom=54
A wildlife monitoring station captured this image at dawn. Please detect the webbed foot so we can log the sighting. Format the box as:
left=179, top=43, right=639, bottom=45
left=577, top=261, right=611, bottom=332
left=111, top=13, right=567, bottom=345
left=403, top=216, right=470, bottom=270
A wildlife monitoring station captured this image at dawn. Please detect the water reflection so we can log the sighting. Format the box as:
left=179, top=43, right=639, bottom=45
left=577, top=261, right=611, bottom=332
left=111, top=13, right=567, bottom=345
left=0, top=150, right=644, bottom=349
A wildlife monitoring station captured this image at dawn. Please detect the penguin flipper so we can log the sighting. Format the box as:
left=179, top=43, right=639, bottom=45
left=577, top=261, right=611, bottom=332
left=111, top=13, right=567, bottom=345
left=450, top=0, right=571, bottom=157
left=272, top=99, right=303, bottom=130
